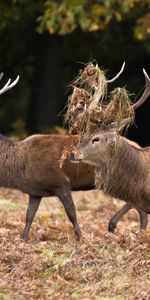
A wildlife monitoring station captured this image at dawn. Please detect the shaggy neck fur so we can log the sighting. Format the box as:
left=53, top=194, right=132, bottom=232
left=95, top=137, right=147, bottom=207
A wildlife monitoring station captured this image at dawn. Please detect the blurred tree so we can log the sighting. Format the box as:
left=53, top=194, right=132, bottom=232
left=0, top=0, right=150, bottom=138
left=37, top=0, right=150, bottom=35
left=0, top=1, right=42, bottom=133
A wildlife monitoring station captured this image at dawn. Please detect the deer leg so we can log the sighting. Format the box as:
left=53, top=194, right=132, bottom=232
left=138, top=209, right=148, bottom=230
left=54, top=187, right=81, bottom=240
left=108, top=202, right=132, bottom=233
left=22, top=195, right=41, bottom=242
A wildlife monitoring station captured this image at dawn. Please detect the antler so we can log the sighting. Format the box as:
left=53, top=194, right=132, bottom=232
left=93, top=62, right=126, bottom=105
left=0, top=73, right=20, bottom=96
left=0, top=72, right=4, bottom=81
left=132, top=69, right=150, bottom=110
left=107, top=61, right=125, bottom=83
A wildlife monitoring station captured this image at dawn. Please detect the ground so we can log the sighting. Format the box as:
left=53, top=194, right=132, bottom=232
left=0, top=188, right=149, bottom=300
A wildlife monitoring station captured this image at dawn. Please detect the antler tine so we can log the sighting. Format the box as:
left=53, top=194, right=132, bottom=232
left=0, top=72, right=4, bottom=81
left=132, top=69, right=150, bottom=110
left=107, top=61, right=125, bottom=83
left=92, top=62, right=125, bottom=105
left=0, top=75, right=20, bottom=96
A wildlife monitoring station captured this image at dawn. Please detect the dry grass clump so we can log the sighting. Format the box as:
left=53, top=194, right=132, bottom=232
left=65, top=62, right=107, bottom=135
left=73, top=62, right=106, bottom=96
left=104, top=88, right=135, bottom=131
left=65, top=62, right=134, bottom=136
left=62, top=62, right=135, bottom=165
left=65, top=87, right=91, bottom=134
left=60, top=135, right=80, bottom=168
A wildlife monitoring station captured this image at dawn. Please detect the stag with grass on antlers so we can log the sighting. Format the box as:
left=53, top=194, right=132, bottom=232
left=68, top=63, right=150, bottom=233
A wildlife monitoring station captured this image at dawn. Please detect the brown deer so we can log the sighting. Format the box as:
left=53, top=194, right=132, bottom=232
left=70, top=68, right=150, bottom=232
left=0, top=69, right=147, bottom=242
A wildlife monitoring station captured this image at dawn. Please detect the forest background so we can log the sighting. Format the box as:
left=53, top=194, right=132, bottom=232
left=0, top=0, right=150, bottom=145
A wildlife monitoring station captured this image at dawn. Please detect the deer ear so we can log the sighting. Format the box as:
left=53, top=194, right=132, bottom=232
left=117, top=118, right=132, bottom=132
left=109, top=118, right=132, bottom=133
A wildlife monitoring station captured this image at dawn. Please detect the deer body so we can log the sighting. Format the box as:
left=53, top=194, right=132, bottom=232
left=0, top=133, right=96, bottom=241
left=0, top=134, right=94, bottom=193
left=74, top=130, right=150, bottom=216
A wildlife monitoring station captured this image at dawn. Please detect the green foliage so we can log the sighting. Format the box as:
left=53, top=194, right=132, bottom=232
left=1, top=1, right=150, bottom=38
left=37, top=0, right=150, bottom=36
left=37, top=0, right=91, bottom=34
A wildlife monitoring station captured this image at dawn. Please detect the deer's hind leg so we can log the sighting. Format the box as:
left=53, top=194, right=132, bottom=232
left=108, top=202, right=132, bottom=232
left=138, top=209, right=148, bottom=230
left=108, top=202, right=148, bottom=233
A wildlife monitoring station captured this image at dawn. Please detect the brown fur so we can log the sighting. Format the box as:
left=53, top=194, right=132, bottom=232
left=0, top=134, right=94, bottom=193
left=0, top=133, right=95, bottom=241
left=76, top=130, right=150, bottom=214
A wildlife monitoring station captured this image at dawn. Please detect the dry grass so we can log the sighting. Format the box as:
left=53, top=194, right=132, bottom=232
left=0, top=187, right=150, bottom=299
left=64, top=62, right=134, bottom=136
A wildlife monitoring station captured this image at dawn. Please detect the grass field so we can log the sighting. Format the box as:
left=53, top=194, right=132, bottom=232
left=0, top=187, right=149, bottom=300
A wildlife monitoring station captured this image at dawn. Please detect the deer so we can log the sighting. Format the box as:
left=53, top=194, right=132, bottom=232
left=70, top=68, right=150, bottom=233
left=0, top=68, right=147, bottom=243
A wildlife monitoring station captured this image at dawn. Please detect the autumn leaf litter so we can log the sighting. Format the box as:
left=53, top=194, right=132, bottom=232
left=0, top=188, right=149, bottom=299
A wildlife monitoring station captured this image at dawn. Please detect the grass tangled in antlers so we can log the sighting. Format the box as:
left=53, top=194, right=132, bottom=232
left=60, top=62, right=135, bottom=166
left=65, top=62, right=134, bottom=136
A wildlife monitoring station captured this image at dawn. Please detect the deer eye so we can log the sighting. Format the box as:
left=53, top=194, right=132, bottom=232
left=92, top=137, right=100, bottom=144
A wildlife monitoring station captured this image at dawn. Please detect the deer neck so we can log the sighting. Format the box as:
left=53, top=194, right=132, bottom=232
left=95, top=136, right=144, bottom=201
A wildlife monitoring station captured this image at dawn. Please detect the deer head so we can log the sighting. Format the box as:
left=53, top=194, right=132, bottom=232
left=70, top=68, right=150, bottom=166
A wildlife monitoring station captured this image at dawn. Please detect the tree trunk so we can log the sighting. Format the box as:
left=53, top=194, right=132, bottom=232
left=27, top=33, right=64, bottom=133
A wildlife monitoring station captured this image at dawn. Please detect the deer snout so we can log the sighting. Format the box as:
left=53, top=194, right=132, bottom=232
left=69, top=151, right=83, bottom=163
left=69, top=152, right=76, bottom=161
